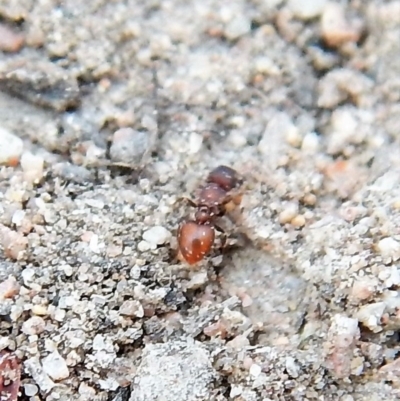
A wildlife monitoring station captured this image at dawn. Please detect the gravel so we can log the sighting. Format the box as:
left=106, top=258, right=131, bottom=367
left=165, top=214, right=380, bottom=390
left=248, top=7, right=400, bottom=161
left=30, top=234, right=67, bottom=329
left=0, top=0, right=400, bottom=400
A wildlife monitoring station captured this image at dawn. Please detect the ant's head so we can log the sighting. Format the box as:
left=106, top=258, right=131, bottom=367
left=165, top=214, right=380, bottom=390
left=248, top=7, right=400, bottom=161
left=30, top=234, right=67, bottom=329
left=195, top=205, right=212, bottom=224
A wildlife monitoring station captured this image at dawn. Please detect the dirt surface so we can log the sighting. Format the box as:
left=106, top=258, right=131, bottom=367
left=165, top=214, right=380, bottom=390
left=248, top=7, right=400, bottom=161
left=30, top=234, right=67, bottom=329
left=0, top=0, right=400, bottom=400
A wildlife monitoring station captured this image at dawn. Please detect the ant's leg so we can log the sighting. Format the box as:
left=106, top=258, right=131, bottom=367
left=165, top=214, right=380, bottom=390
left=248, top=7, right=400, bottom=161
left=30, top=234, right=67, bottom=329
left=174, top=196, right=197, bottom=208
left=214, top=224, right=227, bottom=250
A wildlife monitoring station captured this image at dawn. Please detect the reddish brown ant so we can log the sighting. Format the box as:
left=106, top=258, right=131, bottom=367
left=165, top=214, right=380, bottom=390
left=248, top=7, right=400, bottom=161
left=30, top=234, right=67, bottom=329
left=177, top=165, right=243, bottom=265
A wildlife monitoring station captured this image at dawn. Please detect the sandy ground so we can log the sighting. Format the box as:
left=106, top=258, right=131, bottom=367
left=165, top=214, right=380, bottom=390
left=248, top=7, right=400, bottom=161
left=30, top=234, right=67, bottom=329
left=0, top=0, right=400, bottom=400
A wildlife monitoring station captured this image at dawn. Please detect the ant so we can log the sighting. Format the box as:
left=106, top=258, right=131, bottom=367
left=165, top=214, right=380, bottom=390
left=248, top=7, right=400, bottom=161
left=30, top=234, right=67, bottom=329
left=177, top=165, right=243, bottom=265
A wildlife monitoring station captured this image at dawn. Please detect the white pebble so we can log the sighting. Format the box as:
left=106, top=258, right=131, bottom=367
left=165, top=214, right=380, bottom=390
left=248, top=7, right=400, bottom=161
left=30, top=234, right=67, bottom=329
left=0, top=276, right=19, bottom=299
left=24, top=383, right=38, bottom=396
left=249, top=363, right=262, bottom=377
left=326, top=108, right=363, bottom=154
left=11, top=210, right=25, bottom=226
left=138, top=240, right=151, bottom=252
left=279, top=202, right=299, bottom=224
left=386, top=266, right=400, bottom=287
left=79, top=382, right=96, bottom=398
left=356, top=302, right=386, bottom=332
left=288, top=0, right=327, bottom=20
left=188, top=132, right=203, bottom=154
left=224, top=15, right=251, bottom=40
left=85, top=198, right=105, bottom=209
left=228, top=131, right=247, bottom=148
left=377, top=237, right=400, bottom=260
left=0, top=127, right=23, bottom=165
left=25, top=357, right=55, bottom=392
left=110, top=128, right=152, bottom=167
left=22, top=316, right=46, bottom=335
left=254, top=57, right=280, bottom=76
left=53, top=308, right=66, bottom=322
left=42, top=351, right=69, bottom=380
left=20, top=152, right=44, bottom=182
left=142, top=226, right=171, bottom=246
left=32, top=305, right=48, bottom=316
left=321, top=3, right=360, bottom=47
left=186, top=271, right=208, bottom=290
left=258, top=112, right=298, bottom=168
left=98, top=377, right=119, bottom=391
left=285, top=357, right=299, bottom=378
left=93, top=334, right=114, bottom=352
left=230, top=385, right=243, bottom=398
left=301, top=132, right=320, bottom=153
left=120, top=300, right=144, bottom=317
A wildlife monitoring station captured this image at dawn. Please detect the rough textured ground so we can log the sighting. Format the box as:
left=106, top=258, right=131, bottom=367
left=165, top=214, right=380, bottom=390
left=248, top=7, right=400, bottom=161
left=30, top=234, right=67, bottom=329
left=0, top=0, right=400, bottom=400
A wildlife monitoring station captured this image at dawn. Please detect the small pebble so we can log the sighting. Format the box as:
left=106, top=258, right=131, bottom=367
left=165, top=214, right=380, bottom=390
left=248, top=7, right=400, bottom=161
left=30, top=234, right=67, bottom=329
left=0, top=224, right=28, bottom=260
left=85, top=198, right=105, bottom=209
left=224, top=15, right=251, bottom=40
left=137, top=240, right=151, bottom=252
left=10, top=305, right=23, bottom=321
left=379, top=357, right=400, bottom=382
left=110, top=128, right=152, bottom=167
left=186, top=271, right=208, bottom=290
left=227, top=334, right=250, bottom=349
left=356, top=302, right=386, bottom=332
left=241, top=293, right=253, bottom=308
left=228, top=130, right=247, bottom=148
left=0, top=276, right=19, bottom=300
left=230, top=385, right=243, bottom=398
left=376, top=237, right=400, bottom=260
left=0, top=23, right=24, bottom=52
left=142, top=226, right=171, bottom=246
left=42, top=350, right=69, bottom=381
left=107, top=244, right=123, bottom=258
left=249, top=363, right=262, bottom=377
left=203, top=321, right=227, bottom=338
left=324, top=314, right=360, bottom=378
left=301, top=132, right=320, bottom=153
left=341, top=396, right=354, bottom=401
left=350, top=278, right=377, bottom=302
left=24, top=383, right=39, bottom=396
left=288, top=0, right=327, bottom=20
left=303, top=193, right=317, bottom=206
left=11, top=210, right=25, bottom=227
left=285, top=357, right=299, bottom=378
left=98, top=377, right=119, bottom=391
left=24, top=357, right=55, bottom=393
left=32, top=305, right=48, bottom=316
left=188, top=132, right=203, bottom=154
left=22, top=316, right=46, bottom=335
left=285, top=127, right=302, bottom=147
left=0, top=127, right=24, bottom=166
left=321, top=2, right=361, bottom=47
left=258, top=112, right=300, bottom=169
left=291, top=214, right=306, bottom=228
left=53, top=309, right=66, bottom=322
left=119, top=300, right=144, bottom=317
left=20, top=152, right=44, bottom=183
left=254, top=56, right=280, bottom=76
left=279, top=203, right=299, bottom=224
left=78, top=382, right=96, bottom=398
left=21, top=268, right=35, bottom=284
